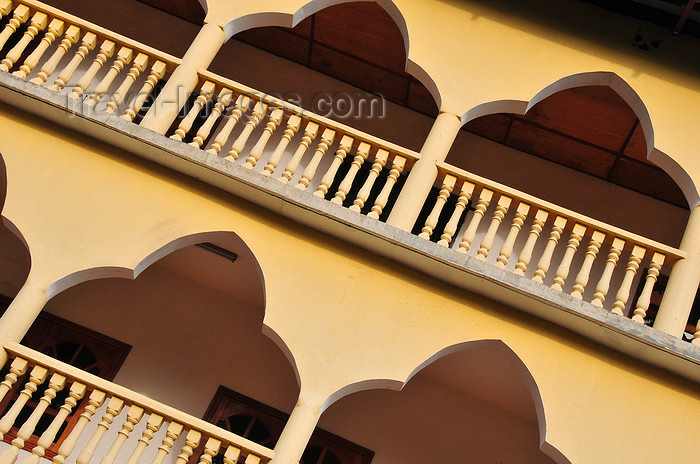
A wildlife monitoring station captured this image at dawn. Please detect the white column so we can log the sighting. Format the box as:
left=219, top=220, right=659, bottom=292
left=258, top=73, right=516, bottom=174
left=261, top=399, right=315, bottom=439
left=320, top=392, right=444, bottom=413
left=139, top=23, right=226, bottom=134
left=0, top=276, right=47, bottom=366
left=386, top=112, right=462, bottom=231
left=653, top=204, right=700, bottom=337
left=269, top=395, right=321, bottom=464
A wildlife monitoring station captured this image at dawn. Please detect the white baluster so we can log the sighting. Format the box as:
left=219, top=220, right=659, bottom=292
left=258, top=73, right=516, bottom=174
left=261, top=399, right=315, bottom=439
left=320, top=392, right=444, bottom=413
left=105, top=53, right=148, bottom=114
left=457, top=188, right=493, bottom=254
left=174, top=430, right=201, bottom=464
left=476, top=195, right=512, bottom=260
left=496, top=202, right=530, bottom=268
left=244, top=454, right=260, bottom=464
left=532, top=216, right=568, bottom=284
left=244, top=108, right=284, bottom=168
left=22, top=381, right=86, bottom=464
left=262, top=115, right=301, bottom=176
left=571, top=230, right=606, bottom=299
left=121, top=60, right=166, bottom=121
left=149, top=422, right=183, bottom=464
left=170, top=81, right=216, bottom=141
left=86, top=46, right=133, bottom=107
left=350, top=149, right=388, bottom=212
left=198, top=438, right=221, bottom=464
left=206, top=95, right=250, bottom=155
left=437, top=180, right=474, bottom=246
left=591, top=237, right=626, bottom=307
left=30, top=25, right=80, bottom=86
left=632, top=252, right=665, bottom=323
left=13, top=18, right=63, bottom=79
left=551, top=223, right=587, bottom=291
left=297, top=128, right=337, bottom=190
left=0, top=1, right=12, bottom=21
left=611, top=245, right=646, bottom=316
left=0, top=357, right=28, bottom=403
left=48, top=31, right=97, bottom=91
left=331, top=142, right=370, bottom=204
left=190, top=88, right=234, bottom=147
left=314, top=135, right=354, bottom=197
left=278, top=121, right=319, bottom=183
left=99, top=405, right=144, bottom=464
left=124, top=413, right=163, bottom=464
left=0, top=11, right=48, bottom=73
left=53, top=390, right=106, bottom=464
left=368, top=155, right=406, bottom=220
left=0, top=5, right=30, bottom=51
left=76, top=396, right=125, bottom=464
left=221, top=446, right=240, bottom=464
left=0, top=365, right=48, bottom=440
left=68, top=39, right=116, bottom=100
left=514, top=209, right=549, bottom=276
left=419, top=174, right=456, bottom=239
left=0, top=373, right=66, bottom=464
left=225, top=101, right=267, bottom=162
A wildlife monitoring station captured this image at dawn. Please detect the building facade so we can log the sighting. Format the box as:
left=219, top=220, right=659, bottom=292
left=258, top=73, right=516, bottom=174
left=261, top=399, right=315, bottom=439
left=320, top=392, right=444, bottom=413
left=0, top=0, right=699, bottom=463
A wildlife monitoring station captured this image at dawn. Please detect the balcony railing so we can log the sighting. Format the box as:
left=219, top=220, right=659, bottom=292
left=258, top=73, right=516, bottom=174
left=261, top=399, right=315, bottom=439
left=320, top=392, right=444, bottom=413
left=163, top=70, right=419, bottom=219
left=0, top=0, right=693, bottom=342
left=0, top=0, right=180, bottom=118
left=419, top=163, right=685, bottom=319
left=0, top=342, right=274, bottom=464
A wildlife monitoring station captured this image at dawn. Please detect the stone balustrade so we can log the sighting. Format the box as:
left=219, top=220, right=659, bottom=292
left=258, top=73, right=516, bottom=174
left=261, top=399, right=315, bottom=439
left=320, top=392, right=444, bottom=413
left=0, top=342, right=274, bottom=464
left=0, top=0, right=694, bottom=338
left=0, top=0, right=180, bottom=120
left=419, top=162, right=685, bottom=319
left=162, top=71, right=419, bottom=220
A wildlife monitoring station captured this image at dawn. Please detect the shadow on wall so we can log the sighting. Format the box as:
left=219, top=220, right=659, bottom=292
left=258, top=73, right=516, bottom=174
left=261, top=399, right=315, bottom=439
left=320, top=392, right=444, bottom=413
left=316, top=340, right=569, bottom=464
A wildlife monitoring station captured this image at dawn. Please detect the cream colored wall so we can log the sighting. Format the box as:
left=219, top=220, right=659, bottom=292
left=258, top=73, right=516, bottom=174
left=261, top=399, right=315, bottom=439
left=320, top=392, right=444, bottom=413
left=1, top=97, right=700, bottom=462
left=203, top=0, right=700, bottom=205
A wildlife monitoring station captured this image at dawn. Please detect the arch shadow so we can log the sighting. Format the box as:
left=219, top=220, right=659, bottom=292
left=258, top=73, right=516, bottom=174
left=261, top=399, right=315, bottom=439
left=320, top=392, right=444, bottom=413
left=321, top=339, right=570, bottom=464
left=45, top=230, right=300, bottom=388
left=221, top=0, right=442, bottom=110
left=460, top=71, right=699, bottom=208
left=0, top=153, right=32, bottom=288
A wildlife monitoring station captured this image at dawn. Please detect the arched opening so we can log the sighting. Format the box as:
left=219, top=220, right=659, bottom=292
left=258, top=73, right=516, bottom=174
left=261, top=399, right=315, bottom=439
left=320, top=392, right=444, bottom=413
left=42, top=232, right=300, bottom=418
left=314, top=341, right=566, bottom=464
left=448, top=77, right=689, bottom=248
left=0, top=153, right=32, bottom=303
left=209, top=1, right=439, bottom=152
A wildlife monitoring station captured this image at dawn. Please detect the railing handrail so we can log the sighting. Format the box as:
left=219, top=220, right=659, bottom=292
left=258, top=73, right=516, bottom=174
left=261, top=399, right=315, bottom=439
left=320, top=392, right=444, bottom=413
left=3, top=341, right=276, bottom=461
left=20, top=0, right=182, bottom=71
left=198, top=69, right=421, bottom=164
left=436, top=160, right=686, bottom=263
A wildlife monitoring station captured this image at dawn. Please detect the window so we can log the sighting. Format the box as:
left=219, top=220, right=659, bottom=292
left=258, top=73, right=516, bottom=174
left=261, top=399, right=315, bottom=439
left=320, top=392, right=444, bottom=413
left=203, top=387, right=373, bottom=464
left=0, top=295, right=131, bottom=458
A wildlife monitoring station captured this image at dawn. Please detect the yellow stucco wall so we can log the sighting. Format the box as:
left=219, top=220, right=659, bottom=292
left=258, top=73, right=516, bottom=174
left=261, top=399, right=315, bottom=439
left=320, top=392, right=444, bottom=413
left=1, top=93, right=700, bottom=462
left=202, top=0, right=700, bottom=203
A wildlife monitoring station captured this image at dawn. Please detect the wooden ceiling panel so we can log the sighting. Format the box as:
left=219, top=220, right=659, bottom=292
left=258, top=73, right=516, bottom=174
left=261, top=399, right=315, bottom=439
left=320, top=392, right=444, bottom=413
left=623, top=122, right=649, bottom=162
left=507, top=119, right=617, bottom=177
left=463, top=114, right=511, bottom=143
left=236, top=27, right=311, bottom=66
left=406, top=80, right=439, bottom=117
left=313, top=2, right=407, bottom=73
left=608, top=158, right=687, bottom=207
left=525, top=86, right=638, bottom=152
left=310, top=44, right=409, bottom=104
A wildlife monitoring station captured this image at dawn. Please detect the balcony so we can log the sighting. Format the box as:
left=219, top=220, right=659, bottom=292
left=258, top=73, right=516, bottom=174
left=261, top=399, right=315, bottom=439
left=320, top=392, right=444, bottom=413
left=0, top=0, right=699, bottom=462
left=0, top=0, right=698, bottom=370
